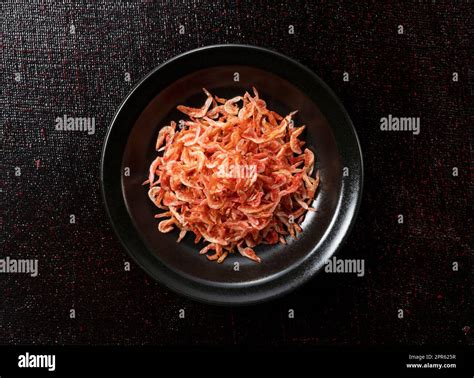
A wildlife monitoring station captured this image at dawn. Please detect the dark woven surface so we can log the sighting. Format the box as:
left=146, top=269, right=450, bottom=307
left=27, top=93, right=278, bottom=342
left=1, top=1, right=472, bottom=345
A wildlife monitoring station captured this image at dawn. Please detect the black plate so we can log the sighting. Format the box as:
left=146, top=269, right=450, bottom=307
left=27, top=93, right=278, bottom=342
left=101, top=44, right=363, bottom=305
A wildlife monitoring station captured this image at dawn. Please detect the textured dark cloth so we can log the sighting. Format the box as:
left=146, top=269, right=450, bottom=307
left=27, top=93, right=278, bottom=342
left=1, top=1, right=472, bottom=345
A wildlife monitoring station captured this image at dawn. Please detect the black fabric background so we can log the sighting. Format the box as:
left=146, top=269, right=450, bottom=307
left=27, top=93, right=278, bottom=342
left=2, top=1, right=472, bottom=346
